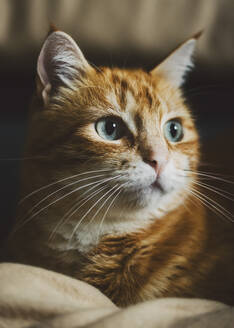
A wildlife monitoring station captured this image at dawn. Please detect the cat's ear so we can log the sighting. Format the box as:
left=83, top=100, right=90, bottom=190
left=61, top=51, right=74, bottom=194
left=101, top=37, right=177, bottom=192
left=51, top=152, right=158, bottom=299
left=150, top=32, right=202, bottom=88
left=37, top=30, right=91, bottom=105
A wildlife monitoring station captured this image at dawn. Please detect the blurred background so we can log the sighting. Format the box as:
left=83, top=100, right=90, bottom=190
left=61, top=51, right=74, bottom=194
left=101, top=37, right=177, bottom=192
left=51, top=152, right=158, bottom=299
left=0, top=0, right=234, bottom=245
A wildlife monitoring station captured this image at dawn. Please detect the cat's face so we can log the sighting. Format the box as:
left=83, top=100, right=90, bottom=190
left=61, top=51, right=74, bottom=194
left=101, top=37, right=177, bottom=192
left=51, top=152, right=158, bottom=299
left=29, top=30, right=199, bottom=224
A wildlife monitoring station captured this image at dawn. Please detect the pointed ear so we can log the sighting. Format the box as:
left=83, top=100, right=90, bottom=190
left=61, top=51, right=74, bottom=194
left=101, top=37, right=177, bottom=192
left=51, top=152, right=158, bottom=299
left=151, top=32, right=202, bottom=88
left=37, top=31, right=91, bottom=105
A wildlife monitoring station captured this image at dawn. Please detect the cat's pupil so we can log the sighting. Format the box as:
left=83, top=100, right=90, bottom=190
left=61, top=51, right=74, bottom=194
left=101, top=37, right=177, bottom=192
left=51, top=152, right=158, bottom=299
left=106, top=121, right=117, bottom=135
left=164, top=120, right=183, bottom=142
left=170, top=123, right=178, bottom=138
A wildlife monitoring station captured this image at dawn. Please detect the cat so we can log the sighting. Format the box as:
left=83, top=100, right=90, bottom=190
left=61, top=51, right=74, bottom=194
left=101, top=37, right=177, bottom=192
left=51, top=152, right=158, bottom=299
left=5, top=28, right=234, bottom=307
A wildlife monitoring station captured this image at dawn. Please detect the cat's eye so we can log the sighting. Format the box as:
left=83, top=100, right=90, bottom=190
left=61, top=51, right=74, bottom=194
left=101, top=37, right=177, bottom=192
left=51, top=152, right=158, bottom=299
left=95, top=117, right=125, bottom=141
left=164, top=119, right=183, bottom=142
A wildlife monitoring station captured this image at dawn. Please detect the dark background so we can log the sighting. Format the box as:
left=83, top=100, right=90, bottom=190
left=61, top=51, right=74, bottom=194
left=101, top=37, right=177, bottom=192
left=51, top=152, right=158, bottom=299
left=0, top=0, right=234, bottom=246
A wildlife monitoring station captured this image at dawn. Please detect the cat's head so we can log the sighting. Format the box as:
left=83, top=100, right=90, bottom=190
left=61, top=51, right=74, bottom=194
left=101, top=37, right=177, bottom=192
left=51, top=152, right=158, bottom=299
left=29, top=29, right=200, bottom=224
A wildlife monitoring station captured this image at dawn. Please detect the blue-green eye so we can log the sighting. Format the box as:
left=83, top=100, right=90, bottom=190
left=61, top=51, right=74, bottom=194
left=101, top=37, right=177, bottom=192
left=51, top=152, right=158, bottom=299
left=95, top=117, right=125, bottom=141
left=164, top=120, right=183, bottom=142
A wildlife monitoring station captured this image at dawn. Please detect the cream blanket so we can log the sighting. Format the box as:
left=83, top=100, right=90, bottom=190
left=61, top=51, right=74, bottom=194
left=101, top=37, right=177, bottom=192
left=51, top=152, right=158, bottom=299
left=0, top=263, right=233, bottom=328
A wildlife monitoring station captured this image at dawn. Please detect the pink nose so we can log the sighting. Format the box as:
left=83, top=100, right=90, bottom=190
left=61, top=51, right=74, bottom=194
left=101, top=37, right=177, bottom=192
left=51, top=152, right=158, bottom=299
left=141, top=143, right=169, bottom=174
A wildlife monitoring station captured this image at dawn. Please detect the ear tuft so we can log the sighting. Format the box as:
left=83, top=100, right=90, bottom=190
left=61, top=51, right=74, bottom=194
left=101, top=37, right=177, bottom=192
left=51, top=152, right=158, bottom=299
left=192, top=30, right=204, bottom=40
left=48, top=23, right=59, bottom=35
left=37, top=31, right=90, bottom=105
left=151, top=33, right=202, bottom=88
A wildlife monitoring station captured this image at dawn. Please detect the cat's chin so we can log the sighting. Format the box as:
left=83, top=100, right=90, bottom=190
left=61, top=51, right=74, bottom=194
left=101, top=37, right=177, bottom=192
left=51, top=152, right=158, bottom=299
left=118, top=182, right=166, bottom=211
left=151, top=179, right=165, bottom=193
left=114, top=176, right=186, bottom=220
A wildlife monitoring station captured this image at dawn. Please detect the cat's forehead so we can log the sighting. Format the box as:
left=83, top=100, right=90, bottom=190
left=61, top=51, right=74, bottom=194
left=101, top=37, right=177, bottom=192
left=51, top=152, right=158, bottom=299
left=108, top=70, right=157, bottom=110
left=91, top=67, right=188, bottom=121
left=101, top=67, right=157, bottom=105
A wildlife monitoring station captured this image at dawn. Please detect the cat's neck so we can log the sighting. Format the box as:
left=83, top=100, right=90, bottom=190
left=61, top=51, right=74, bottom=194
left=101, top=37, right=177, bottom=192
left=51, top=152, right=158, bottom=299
left=47, top=207, right=154, bottom=254
left=6, top=196, right=206, bottom=276
left=49, top=199, right=195, bottom=254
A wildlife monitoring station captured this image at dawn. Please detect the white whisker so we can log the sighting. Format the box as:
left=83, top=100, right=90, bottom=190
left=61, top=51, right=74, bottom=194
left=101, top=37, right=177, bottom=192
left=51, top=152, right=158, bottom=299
left=49, top=175, right=121, bottom=241
left=188, top=189, right=231, bottom=222
left=18, top=169, right=113, bottom=205
left=190, top=187, right=233, bottom=218
left=49, top=185, right=108, bottom=242
left=188, top=187, right=234, bottom=223
left=19, top=174, right=108, bottom=220
left=192, top=180, right=234, bottom=201
left=87, top=183, right=124, bottom=229
left=195, top=169, right=234, bottom=179
left=68, top=182, right=121, bottom=244
left=184, top=169, right=234, bottom=185
left=14, top=177, right=112, bottom=232
left=96, top=184, right=126, bottom=243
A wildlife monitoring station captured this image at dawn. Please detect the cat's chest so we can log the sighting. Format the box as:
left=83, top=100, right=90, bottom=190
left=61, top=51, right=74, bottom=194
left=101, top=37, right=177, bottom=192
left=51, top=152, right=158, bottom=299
left=54, top=210, right=156, bottom=254
left=73, top=214, right=209, bottom=306
left=77, top=233, right=186, bottom=306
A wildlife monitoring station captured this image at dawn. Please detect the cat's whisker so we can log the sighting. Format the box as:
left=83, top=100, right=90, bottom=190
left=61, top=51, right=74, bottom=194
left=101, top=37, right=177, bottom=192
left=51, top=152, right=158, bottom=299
left=96, top=183, right=126, bottom=244
left=177, top=172, right=234, bottom=199
left=191, top=186, right=234, bottom=217
left=198, top=174, right=234, bottom=184
left=187, top=190, right=229, bottom=220
left=189, top=189, right=234, bottom=223
left=14, top=177, right=113, bottom=233
left=162, top=173, right=233, bottom=221
left=184, top=169, right=234, bottom=184
left=168, top=172, right=233, bottom=213
left=168, top=176, right=202, bottom=215
left=49, top=184, right=108, bottom=242
left=68, top=182, right=121, bottom=245
left=18, top=169, right=113, bottom=205
left=187, top=188, right=226, bottom=221
left=179, top=170, right=234, bottom=220
left=49, top=175, right=122, bottom=241
left=199, top=182, right=234, bottom=197
left=194, top=169, right=234, bottom=179
left=189, top=187, right=234, bottom=223
left=86, top=183, right=125, bottom=230
left=192, top=180, right=234, bottom=201
left=18, top=174, right=109, bottom=220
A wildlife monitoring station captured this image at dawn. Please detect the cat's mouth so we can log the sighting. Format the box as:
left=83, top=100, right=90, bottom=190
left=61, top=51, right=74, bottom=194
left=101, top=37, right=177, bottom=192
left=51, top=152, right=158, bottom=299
left=151, top=179, right=164, bottom=193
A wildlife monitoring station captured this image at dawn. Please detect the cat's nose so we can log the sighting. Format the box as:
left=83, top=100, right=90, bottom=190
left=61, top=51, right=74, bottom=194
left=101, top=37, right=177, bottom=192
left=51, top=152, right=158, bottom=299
left=141, top=144, right=169, bottom=173
left=143, top=158, right=158, bottom=172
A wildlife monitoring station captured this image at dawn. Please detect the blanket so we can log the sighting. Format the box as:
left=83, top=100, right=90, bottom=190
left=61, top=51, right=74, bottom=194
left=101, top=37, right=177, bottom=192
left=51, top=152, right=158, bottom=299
left=0, top=263, right=233, bottom=328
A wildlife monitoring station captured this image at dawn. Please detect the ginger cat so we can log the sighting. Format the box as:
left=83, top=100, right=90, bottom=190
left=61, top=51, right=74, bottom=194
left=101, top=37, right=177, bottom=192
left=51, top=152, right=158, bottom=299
left=5, top=29, right=234, bottom=307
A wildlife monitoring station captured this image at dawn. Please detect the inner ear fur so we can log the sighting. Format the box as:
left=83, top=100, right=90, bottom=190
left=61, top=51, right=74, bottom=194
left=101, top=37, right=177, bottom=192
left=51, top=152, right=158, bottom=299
left=37, top=30, right=91, bottom=105
left=151, top=31, right=202, bottom=88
